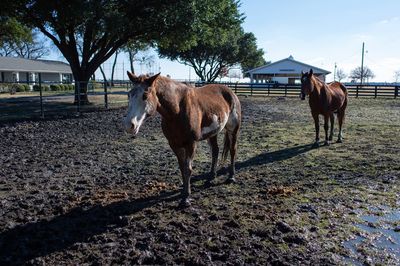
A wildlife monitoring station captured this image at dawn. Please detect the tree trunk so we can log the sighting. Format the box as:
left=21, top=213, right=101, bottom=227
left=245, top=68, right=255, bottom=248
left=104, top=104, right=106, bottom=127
left=111, top=50, right=119, bottom=86
left=74, top=80, right=90, bottom=105
left=72, top=70, right=91, bottom=105
left=99, top=65, right=107, bottom=83
left=128, top=50, right=136, bottom=74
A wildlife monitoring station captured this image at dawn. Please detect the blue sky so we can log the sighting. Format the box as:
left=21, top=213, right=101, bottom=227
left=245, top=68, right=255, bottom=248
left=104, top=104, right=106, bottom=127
left=49, top=1, right=400, bottom=82
left=239, top=0, right=400, bottom=82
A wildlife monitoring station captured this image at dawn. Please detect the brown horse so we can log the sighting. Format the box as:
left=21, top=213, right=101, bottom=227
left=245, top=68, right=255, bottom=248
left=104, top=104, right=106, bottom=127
left=123, top=72, right=241, bottom=206
left=300, top=69, right=348, bottom=147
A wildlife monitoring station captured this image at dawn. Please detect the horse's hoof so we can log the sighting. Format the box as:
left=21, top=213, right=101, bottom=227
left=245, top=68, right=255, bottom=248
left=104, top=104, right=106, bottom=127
left=226, top=177, right=237, bottom=184
left=179, top=198, right=191, bottom=208
left=336, top=139, right=343, bottom=143
left=208, top=172, right=216, bottom=180
left=312, top=142, right=320, bottom=148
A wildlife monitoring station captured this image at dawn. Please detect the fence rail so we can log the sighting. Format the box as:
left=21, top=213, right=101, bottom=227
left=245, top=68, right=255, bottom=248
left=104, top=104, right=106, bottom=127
left=194, top=82, right=399, bottom=99
left=0, top=80, right=398, bottom=123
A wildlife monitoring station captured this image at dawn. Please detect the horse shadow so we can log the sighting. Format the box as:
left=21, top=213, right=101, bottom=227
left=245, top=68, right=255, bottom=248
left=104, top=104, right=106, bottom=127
left=236, top=143, right=314, bottom=170
left=0, top=190, right=182, bottom=264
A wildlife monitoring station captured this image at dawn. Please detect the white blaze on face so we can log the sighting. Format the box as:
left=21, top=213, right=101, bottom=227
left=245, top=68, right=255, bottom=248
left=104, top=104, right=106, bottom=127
left=123, top=88, right=150, bottom=135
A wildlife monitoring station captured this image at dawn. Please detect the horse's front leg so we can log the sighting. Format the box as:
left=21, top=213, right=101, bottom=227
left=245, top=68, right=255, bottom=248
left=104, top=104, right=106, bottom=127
left=172, top=143, right=197, bottom=207
left=323, top=114, right=330, bottom=146
left=207, top=136, right=219, bottom=180
left=312, top=112, right=320, bottom=147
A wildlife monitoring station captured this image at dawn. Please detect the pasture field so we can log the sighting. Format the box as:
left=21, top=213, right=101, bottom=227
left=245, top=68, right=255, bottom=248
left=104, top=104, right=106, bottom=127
left=0, top=97, right=399, bottom=264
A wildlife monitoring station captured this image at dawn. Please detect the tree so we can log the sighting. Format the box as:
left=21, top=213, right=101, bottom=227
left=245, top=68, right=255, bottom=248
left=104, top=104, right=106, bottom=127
left=349, top=66, right=375, bottom=83
left=12, top=0, right=197, bottom=104
left=237, top=32, right=266, bottom=74
left=11, top=30, right=49, bottom=59
left=394, top=70, right=400, bottom=83
left=336, top=68, right=347, bottom=82
left=110, top=49, right=120, bottom=87
left=159, top=0, right=265, bottom=82
left=0, top=18, right=32, bottom=56
left=1, top=0, right=32, bottom=47
left=123, top=40, right=150, bottom=74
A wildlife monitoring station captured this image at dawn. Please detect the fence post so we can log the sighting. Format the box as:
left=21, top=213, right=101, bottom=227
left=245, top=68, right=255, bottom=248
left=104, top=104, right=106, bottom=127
left=39, top=73, right=44, bottom=118
left=374, top=86, right=377, bottom=98
left=285, top=84, right=288, bottom=97
left=268, top=84, right=270, bottom=96
left=395, top=86, right=398, bottom=99
left=250, top=83, right=253, bottom=96
left=356, top=85, right=359, bottom=98
left=234, top=82, right=237, bottom=94
left=104, top=81, right=108, bottom=109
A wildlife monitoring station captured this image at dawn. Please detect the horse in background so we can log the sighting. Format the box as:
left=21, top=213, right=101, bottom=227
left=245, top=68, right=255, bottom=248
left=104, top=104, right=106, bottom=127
left=123, top=72, right=241, bottom=207
left=300, top=69, right=348, bottom=147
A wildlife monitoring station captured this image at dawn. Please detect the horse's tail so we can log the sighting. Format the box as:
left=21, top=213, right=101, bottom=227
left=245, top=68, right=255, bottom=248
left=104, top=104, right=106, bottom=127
left=222, top=131, right=231, bottom=162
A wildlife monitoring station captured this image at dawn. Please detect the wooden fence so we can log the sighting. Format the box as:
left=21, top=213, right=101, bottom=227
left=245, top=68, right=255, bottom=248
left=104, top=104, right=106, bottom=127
left=195, top=82, right=399, bottom=99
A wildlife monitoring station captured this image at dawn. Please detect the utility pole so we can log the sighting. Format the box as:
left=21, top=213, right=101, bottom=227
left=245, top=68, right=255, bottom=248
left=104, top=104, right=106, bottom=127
left=360, top=42, right=365, bottom=86
left=334, top=62, right=337, bottom=81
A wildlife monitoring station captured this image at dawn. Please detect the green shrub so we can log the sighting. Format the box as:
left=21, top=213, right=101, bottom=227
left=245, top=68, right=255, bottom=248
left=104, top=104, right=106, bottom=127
left=12, top=84, right=25, bottom=92
left=0, top=84, right=11, bottom=93
left=33, top=85, right=40, bottom=91
left=50, top=84, right=61, bottom=91
left=43, top=85, right=51, bottom=91
left=22, top=84, right=30, bottom=92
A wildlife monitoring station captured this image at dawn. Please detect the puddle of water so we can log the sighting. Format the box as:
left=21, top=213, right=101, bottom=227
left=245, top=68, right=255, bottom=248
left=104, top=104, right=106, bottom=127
left=343, top=207, right=400, bottom=264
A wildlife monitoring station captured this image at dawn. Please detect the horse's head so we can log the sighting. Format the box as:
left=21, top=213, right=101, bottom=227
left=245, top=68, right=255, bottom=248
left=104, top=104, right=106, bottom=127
left=123, top=72, right=160, bottom=136
left=300, top=69, right=314, bottom=100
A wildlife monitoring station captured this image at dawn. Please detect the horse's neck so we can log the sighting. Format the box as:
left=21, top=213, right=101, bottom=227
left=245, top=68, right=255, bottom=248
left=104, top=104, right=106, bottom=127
left=154, top=78, right=186, bottom=119
left=311, top=76, right=324, bottom=97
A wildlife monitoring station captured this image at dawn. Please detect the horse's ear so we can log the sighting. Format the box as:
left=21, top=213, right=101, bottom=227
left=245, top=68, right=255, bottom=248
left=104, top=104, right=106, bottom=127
left=309, top=69, right=313, bottom=76
left=301, top=70, right=305, bottom=75
left=127, top=71, right=139, bottom=83
left=145, top=73, right=161, bottom=87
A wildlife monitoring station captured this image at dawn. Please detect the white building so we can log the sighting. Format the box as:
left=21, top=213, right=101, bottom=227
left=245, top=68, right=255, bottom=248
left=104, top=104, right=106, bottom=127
left=246, top=56, right=331, bottom=84
left=0, top=57, right=73, bottom=84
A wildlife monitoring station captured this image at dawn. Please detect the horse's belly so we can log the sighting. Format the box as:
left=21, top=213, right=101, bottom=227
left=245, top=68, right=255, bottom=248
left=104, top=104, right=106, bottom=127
left=200, top=114, right=228, bottom=140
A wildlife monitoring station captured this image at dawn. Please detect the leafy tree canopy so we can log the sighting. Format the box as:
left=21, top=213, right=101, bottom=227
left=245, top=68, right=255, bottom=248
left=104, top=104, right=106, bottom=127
left=5, top=0, right=198, bottom=103
left=158, top=0, right=265, bottom=81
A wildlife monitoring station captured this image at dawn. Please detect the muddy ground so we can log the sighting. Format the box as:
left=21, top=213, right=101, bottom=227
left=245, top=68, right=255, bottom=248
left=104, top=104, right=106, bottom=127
left=0, top=97, right=399, bottom=265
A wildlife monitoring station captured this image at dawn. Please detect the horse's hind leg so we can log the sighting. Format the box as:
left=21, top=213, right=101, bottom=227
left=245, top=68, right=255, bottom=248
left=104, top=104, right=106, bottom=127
left=227, top=127, right=239, bottom=182
left=329, top=113, right=334, bottom=141
left=323, top=114, right=330, bottom=146
left=337, top=109, right=345, bottom=143
left=208, top=136, right=219, bottom=180
left=337, top=98, right=347, bottom=143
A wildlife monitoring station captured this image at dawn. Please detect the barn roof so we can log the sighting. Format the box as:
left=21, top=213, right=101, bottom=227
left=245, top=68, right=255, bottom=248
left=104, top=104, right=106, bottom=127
left=0, top=57, right=72, bottom=74
left=246, top=56, right=331, bottom=75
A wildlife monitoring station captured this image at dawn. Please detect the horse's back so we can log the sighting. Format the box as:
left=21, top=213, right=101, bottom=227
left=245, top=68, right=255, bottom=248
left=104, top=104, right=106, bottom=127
left=326, top=82, right=347, bottom=111
left=195, top=84, right=240, bottom=111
